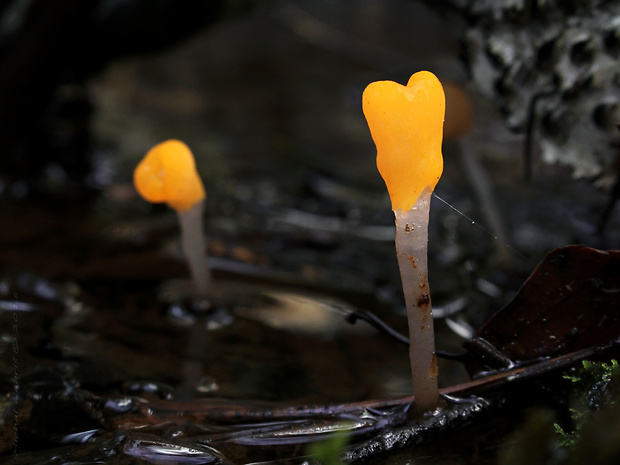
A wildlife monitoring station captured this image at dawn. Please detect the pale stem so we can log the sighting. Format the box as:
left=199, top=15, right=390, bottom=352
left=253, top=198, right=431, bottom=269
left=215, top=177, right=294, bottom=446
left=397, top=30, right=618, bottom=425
left=177, top=201, right=211, bottom=297
left=394, top=189, right=439, bottom=416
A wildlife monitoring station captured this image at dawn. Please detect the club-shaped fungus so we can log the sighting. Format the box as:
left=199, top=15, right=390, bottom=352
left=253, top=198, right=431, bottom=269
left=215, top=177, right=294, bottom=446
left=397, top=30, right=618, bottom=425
left=363, top=71, right=445, bottom=416
left=134, top=139, right=211, bottom=297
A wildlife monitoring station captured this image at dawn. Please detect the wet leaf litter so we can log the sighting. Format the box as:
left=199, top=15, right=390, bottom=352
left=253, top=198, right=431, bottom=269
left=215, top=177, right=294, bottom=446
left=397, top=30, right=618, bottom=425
left=1, top=176, right=619, bottom=465
left=2, top=232, right=618, bottom=465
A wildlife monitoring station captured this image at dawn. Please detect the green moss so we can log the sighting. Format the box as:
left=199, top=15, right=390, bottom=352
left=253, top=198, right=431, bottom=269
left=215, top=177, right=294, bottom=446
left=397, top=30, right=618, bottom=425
left=555, top=359, right=619, bottom=447
left=307, top=430, right=348, bottom=465
left=500, top=359, right=620, bottom=465
left=498, top=409, right=563, bottom=465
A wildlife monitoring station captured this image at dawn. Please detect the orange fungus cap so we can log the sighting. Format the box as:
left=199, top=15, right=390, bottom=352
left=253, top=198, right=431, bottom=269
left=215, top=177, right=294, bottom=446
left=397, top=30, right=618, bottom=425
left=134, top=139, right=206, bottom=211
left=362, top=71, right=445, bottom=212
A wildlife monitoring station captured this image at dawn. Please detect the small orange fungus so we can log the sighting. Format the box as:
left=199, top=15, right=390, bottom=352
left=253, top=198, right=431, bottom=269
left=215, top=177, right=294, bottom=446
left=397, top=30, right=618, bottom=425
left=362, top=71, right=445, bottom=212
left=134, top=139, right=206, bottom=212
left=134, top=139, right=211, bottom=297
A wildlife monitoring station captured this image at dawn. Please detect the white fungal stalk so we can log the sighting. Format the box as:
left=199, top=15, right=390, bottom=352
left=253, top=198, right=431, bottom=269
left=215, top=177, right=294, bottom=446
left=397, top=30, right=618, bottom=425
left=177, top=200, right=211, bottom=297
left=394, top=189, right=439, bottom=415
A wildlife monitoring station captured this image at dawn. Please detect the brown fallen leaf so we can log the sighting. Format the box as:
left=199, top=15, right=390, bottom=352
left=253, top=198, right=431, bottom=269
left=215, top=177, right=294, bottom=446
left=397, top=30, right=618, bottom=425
left=473, top=245, right=620, bottom=367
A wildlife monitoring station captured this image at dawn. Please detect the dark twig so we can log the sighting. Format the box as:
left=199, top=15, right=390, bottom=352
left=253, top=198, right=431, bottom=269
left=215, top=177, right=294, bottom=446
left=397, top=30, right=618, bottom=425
left=597, top=125, right=620, bottom=234
left=344, top=309, right=472, bottom=361
left=344, top=309, right=409, bottom=346
left=524, top=89, right=556, bottom=181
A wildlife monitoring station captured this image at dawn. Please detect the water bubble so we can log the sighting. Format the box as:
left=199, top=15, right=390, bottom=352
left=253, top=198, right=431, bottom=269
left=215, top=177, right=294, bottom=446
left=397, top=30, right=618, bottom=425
left=104, top=397, right=137, bottom=414
left=124, top=439, right=221, bottom=464
left=205, top=307, right=234, bottom=331
left=167, top=304, right=196, bottom=326
left=195, top=376, right=219, bottom=394
left=123, top=380, right=175, bottom=400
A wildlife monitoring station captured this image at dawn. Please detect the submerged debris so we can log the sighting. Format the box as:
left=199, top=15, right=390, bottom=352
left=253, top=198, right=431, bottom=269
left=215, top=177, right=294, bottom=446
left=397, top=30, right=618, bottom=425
left=340, top=396, right=490, bottom=463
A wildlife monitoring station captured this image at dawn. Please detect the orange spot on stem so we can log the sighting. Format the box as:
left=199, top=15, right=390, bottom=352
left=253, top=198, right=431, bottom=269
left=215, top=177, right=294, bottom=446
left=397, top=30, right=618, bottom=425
left=417, top=291, right=430, bottom=308
left=428, top=354, right=439, bottom=378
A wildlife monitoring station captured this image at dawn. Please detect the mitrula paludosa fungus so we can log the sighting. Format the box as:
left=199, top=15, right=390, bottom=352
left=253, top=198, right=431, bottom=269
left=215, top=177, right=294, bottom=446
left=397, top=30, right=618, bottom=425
left=363, top=71, right=445, bottom=416
left=134, top=139, right=211, bottom=297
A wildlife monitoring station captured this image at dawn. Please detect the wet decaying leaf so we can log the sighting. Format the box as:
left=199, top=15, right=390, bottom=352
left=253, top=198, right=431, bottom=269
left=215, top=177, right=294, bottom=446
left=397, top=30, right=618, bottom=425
left=474, top=245, right=620, bottom=365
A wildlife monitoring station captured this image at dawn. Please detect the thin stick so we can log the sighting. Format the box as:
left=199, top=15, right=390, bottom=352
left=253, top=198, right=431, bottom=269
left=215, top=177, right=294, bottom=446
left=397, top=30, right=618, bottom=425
left=394, top=189, right=439, bottom=415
